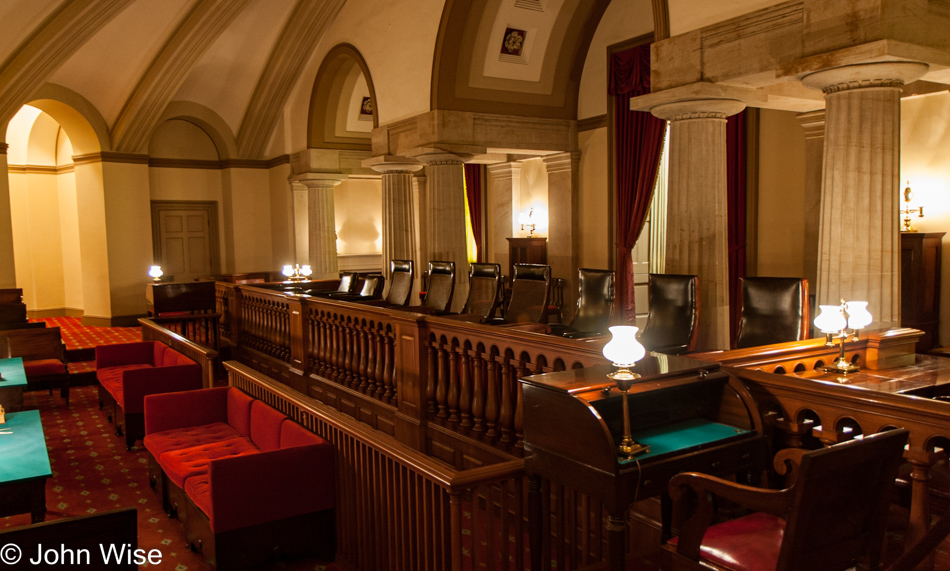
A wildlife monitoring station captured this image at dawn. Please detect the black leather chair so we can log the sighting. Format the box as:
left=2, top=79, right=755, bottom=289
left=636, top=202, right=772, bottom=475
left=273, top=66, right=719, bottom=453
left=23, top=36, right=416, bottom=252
left=386, top=260, right=414, bottom=307
left=638, top=274, right=699, bottom=355
left=733, top=277, right=808, bottom=349
left=550, top=269, right=614, bottom=339
left=495, top=264, right=551, bottom=325
left=460, top=263, right=504, bottom=320
left=327, top=274, right=385, bottom=302
left=419, top=261, right=455, bottom=314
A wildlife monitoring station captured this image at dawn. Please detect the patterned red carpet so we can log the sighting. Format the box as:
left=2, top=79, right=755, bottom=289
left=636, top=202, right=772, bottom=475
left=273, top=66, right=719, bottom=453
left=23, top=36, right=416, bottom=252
left=31, top=316, right=142, bottom=374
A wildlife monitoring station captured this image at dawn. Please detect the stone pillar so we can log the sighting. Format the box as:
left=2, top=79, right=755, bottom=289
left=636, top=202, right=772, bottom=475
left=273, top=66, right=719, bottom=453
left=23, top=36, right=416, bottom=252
left=651, top=99, right=746, bottom=351
left=543, top=152, right=580, bottom=323
left=420, top=153, right=470, bottom=313
left=797, top=110, right=825, bottom=322
left=486, top=162, right=520, bottom=278
left=291, top=180, right=309, bottom=266
left=0, top=143, right=15, bottom=287
left=802, top=62, right=928, bottom=329
left=297, top=174, right=346, bottom=280
left=367, top=157, right=424, bottom=281
left=412, top=172, right=428, bottom=299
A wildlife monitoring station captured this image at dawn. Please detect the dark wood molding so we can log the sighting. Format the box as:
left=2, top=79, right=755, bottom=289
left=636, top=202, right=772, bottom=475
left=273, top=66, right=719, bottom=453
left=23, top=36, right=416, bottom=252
left=72, top=152, right=149, bottom=166
left=652, top=0, right=670, bottom=41
left=6, top=164, right=73, bottom=174
left=147, top=156, right=291, bottom=170
left=577, top=114, right=607, bottom=132
left=266, top=154, right=290, bottom=168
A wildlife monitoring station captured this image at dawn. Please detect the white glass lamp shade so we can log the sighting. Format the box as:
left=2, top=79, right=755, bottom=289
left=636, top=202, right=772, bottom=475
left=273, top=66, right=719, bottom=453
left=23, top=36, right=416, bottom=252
left=282, top=265, right=294, bottom=277
left=845, top=301, right=872, bottom=330
left=814, top=305, right=847, bottom=334
left=602, top=326, right=646, bottom=367
left=148, top=265, right=163, bottom=279
left=301, top=265, right=313, bottom=277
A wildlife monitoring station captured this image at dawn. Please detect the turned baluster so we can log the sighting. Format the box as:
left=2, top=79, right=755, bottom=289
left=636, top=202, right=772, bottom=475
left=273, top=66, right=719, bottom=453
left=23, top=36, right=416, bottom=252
left=374, top=326, right=386, bottom=397
left=436, top=340, right=449, bottom=419
left=498, top=358, right=514, bottom=443
left=358, top=322, right=369, bottom=390
left=330, top=315, right=342, bottom=383
left=383, top=330, right=395, bottom=403
left=365, top=324, right=379, bottom=394
left=459, top=347, right=473, bottom=429
left=513, top=363, right=527, bottom=449
left=315, top=311, right=328, bottom=376
left=447, top=344, right=460, bottom=424
left=344, top=320, right=357, bottom=388
left=426, top=343, right=438, bottom=415
left=485, top=356, right=500, bottom=439
left=471, top=352, right=486, bottom=433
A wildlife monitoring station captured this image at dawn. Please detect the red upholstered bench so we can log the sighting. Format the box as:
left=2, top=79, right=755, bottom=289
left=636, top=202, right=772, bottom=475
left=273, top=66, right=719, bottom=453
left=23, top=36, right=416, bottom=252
left=96, top=341, right=202, bottom=450
left=144, top=387, right=334, bottom=569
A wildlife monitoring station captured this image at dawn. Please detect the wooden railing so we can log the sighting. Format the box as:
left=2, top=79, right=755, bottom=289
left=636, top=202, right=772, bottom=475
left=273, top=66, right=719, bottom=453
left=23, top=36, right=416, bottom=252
left=226, top=361, right=631, bottom=571
left=139, top=318, right=219, bottom=388
left=149, top=312, right=220, bottom=351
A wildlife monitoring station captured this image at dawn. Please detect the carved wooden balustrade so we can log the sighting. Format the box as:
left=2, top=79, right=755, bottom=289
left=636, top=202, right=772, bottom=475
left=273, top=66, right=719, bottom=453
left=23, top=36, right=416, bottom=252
left=139, top=318, right=219, bottom=389
left=238, top=285, right=293, bottom=362
left=149, top=312, right=220, bottom=351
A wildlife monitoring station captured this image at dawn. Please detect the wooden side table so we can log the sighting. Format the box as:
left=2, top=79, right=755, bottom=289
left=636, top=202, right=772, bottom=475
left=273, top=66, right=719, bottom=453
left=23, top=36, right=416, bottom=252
left=901, top=232, right=945, bottom=352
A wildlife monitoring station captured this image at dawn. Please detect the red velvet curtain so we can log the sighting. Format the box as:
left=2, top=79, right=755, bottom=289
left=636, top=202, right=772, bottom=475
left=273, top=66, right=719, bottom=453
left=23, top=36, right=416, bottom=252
left=610, top=43, right=666, bottom=324
left=726, top=112, right=747, bottom=341
left=464, top=164, right=483, bottom=262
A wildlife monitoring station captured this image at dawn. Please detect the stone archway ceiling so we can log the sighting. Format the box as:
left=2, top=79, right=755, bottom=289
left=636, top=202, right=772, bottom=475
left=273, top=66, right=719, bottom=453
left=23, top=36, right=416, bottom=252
left=434, top=0, right=610, bottom=120
left=0, top=0, right=136, bottom=129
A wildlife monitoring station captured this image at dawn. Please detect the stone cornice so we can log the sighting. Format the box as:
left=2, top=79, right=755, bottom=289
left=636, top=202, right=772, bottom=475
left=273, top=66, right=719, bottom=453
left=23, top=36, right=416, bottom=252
left=577, top=115, right=607, bottom=132
left=363, top=155, right=424, bottom=174
left=542, top=151, right=581, bottom=174
left=373, top=110, right=577, bottom=158
left=237, top=0, right=345, bottom=159
left=6, top=164, right=74, bottom=175
left=796, top=110, right=825, bottom=139
left=149, top=156, right=288, bottom=170
left=112, top=0, right=253, bottom=154
left=650, top=98, right=746, bottom=121
left=73, top=152, right=149, bottom=166
left=801, top=62, right=928, bottom=94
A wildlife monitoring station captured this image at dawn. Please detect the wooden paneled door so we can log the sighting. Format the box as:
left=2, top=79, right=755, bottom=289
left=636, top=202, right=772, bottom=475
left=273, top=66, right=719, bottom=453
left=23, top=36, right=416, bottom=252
left=151, top=202, right=220, bottom=283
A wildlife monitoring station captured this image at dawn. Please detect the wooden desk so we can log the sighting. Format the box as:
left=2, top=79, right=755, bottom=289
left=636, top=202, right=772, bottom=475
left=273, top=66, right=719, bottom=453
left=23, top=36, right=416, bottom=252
left=0, top=410, right=52, bottom=522
left=0, top=357, right=26, bottom=412
left=521, top=356, right=766, bottom=571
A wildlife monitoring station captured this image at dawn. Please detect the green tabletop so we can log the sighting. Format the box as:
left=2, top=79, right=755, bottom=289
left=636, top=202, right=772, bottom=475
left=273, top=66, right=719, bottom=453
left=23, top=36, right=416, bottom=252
left=0, top=410, right=52, bottom=483
left=0, top=357, right=27, bottom=389
left=619, top=418, right=749, bottom=464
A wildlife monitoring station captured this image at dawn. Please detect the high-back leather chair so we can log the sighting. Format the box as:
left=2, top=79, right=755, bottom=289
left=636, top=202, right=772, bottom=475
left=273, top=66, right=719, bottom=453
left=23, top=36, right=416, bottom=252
left=328, top=274, right=385, bottom=301
left=639, top=274, right=699, bottom=355
left=0, top=326, right=70, bottom=403
left=663, top=428, right=909, bottom=571
left=733, top=277, right=808, bottom=349
left=420, top=261, right=455, bottom=314
left=386, top=260, right=414, bottom=307
left=559, top=269, right=614, bottom=339
left=461, top=263, right=504, bottom=320
left=503, top=264, right=551, bottom=324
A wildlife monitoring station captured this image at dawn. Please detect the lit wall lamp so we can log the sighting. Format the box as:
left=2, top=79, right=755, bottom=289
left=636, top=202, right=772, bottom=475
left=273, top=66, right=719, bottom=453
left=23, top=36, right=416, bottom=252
left=814, top=300, right=872, bottom=375
left=282, top=264, right=312, bottom=283
left=900, top=181, right=924, bottom=232
left=602, top=326, right=650, bottom=457
left=148, top=265, right=163, bottom=282
left=518, top=208, right=537, bottom=237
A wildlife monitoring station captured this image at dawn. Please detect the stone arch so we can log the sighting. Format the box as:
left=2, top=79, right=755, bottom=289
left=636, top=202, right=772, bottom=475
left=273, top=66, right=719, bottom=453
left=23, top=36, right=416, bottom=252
left=26, top=83, right=109, bottom=154
left=155, top=101, right=237, bottom=161
left=308, top=43, right=378, bottom=150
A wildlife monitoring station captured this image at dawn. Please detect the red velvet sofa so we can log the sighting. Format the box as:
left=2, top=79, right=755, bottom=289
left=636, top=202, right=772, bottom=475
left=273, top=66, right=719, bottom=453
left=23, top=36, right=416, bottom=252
left=143, top=387, right=335, bottom=569
left=96, top=341, right=202, bottom=450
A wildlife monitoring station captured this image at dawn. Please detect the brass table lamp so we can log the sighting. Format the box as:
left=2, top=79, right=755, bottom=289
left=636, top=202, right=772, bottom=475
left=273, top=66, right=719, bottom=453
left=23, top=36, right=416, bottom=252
left=602, top=326, right=650, bottom=457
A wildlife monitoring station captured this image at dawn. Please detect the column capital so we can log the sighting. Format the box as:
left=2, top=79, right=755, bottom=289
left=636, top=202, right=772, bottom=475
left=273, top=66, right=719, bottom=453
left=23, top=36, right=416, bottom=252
left=487, top=161, right=522, bottom=180
left=802, top=62, right=928, bottom=94
left=651, top=99, right=746, bottom=121
left=797, top=110, right=826, bottom=140
left=542, top=151, right=581, bottom=174
left=293, top=172, right=347, bottom=190
left=363, top=154, right=424, bottom=174
left=415, top=150, right=471, bottom=166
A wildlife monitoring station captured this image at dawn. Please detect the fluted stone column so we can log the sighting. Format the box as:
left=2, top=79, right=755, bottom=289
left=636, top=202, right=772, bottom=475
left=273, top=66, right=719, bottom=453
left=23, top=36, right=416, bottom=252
left=420, top=153, right=470, bottom=313
left=412, top=172, right=429, bottom=299
left=291, top=180, right=310, bottom=266
left=367, top=157, right=423, bottom=281
left=797, top=111, right=825, bottom=315
left=651, top=99, right=746, bottom=351
left=802, top=62, right=928, bottom=328
left=487, top=162, right=521, bottom=279
left=297, top=174, right=346, bottom=280
left=543, top=152, right=580, bottom=322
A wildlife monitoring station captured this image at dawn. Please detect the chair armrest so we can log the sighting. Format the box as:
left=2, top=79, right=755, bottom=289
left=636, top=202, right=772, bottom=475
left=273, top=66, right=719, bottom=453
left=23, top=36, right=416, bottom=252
left=95, top=342, right=155, bottom=369
left=121, top=365, right=203, bottom=414
left=144, top=387, right=229, bottom=435
left=773, top=447, right=808, bottom=487
left=208, top=444, right=334, bottom=533
left=669, top=472, right=792, bottom=561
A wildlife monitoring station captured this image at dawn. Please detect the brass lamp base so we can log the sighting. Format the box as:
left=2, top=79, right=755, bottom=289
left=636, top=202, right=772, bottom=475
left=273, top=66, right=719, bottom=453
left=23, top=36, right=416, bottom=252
left=824, top=357, right=859, bottom=375
left=608, top=368, right=651, bottom=458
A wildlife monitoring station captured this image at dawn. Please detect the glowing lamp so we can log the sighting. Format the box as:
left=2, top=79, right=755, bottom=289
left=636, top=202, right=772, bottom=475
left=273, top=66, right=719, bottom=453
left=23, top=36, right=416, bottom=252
left=602, top=326, right=649, bottom=457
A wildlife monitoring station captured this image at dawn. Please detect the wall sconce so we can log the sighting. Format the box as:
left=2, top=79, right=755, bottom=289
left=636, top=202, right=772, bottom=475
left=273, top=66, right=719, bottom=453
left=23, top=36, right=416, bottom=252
left=148, top=265, right=163, bottom=282
left=900, top=181, right=924, bottom=232
left=282, top=264, right=312, bottom=283
left=518, top=208, right=537, bottom=237
left=602, top=326, right=650, bottom=457
left=814, top=300, right=872, bottom=375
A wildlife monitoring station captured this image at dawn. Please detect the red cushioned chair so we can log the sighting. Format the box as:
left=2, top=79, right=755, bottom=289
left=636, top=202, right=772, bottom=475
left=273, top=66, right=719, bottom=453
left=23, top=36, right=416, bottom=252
left=0, top=326, right=69, bottom=404
left=662, top=428, right=909, bottom=571
left=96, top=341, right=202, bottom=450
